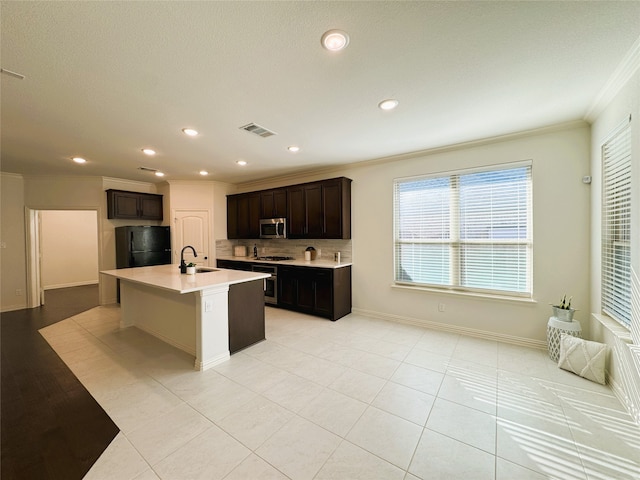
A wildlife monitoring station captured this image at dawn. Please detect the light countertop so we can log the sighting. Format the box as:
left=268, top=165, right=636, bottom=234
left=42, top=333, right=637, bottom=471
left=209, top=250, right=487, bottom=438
left=101, top=264, right=270, bottom=294
left=217, top=256, right=352, bottom=269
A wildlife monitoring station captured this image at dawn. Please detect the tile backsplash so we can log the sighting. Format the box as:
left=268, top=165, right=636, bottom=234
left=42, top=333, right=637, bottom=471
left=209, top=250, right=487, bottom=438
left=216, top=239, right=352, bottom=262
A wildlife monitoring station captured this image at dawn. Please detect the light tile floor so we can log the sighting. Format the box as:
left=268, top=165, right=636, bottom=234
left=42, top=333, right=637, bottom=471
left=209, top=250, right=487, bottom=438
left=39, top=306, right=640, bottom=480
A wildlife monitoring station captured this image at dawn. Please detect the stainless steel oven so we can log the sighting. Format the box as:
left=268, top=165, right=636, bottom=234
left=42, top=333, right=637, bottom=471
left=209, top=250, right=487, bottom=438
left=252, top=264, right=278, bottom=305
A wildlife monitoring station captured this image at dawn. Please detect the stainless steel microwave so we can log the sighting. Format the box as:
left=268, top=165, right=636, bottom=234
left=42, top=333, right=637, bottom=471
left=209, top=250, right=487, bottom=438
left=259, top=218, right=287, bottom=239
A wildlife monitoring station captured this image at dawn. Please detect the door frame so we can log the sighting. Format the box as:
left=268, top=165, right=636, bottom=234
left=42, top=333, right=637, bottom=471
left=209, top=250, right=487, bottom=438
left=25, top=207, right=101, bottom=308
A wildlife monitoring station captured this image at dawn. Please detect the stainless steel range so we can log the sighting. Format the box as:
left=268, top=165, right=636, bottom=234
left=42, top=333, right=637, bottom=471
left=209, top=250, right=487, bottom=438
left=251, top=264, right=279, bottom=305
left=251, top=256, right=294, bottom=305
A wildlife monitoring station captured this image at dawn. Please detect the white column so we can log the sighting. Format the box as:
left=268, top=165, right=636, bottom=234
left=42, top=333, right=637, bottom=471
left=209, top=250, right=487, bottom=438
left=195, top=284, right=230, bottom=371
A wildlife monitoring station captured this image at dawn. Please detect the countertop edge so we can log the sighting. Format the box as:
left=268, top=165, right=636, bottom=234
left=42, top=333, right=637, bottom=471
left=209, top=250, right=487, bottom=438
left=101, top=266, right=270, bottom=294
left=216, top=256, right=352, bottom=269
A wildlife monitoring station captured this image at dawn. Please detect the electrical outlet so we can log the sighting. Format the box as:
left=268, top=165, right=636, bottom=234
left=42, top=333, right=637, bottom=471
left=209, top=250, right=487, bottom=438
left=204, top=301, right=213, bottom=312
left=15, top=289, right=22, bottom=296
left=438, top=303, right=446, bottom=312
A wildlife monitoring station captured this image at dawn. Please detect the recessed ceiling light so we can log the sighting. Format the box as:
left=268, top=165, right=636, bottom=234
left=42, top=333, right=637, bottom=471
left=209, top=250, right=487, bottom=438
left=321, top=30, right=350, bottom=52
left=378, top=99, right=399, bottom=111
left=155, top=171, right=165, bottom=177
left=72, top=157, right=86, bottom=164
left=142, top=148, right=156, bottom=156
left=199, top=170, right=209, bottom=176
left=288, top=145, right=300, bottom=153
left=182, top=128, right=199, bottom=136
left=236, top=160, right=247, bottom=166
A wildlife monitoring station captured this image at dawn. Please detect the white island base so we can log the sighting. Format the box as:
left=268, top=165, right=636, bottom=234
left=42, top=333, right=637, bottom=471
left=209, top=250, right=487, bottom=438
left=120, top=281, right=231, bottom=370
left=102, top=264, right=269, bottom=371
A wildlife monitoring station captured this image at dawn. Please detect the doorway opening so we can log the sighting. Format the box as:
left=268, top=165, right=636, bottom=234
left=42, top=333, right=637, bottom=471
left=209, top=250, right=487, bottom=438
left=26, top=208, right=100, bottom=308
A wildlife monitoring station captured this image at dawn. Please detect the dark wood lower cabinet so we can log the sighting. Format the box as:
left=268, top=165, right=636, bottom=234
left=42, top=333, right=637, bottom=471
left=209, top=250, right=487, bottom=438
left=278, top=266, right=351, bottom=321
left=217, top=259, right=352, bottom=321
left=227, top=279, right=266, bottom=353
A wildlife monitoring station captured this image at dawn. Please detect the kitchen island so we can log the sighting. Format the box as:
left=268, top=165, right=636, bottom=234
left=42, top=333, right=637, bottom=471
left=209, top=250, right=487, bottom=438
left=101, top=264, right=270, bottom=371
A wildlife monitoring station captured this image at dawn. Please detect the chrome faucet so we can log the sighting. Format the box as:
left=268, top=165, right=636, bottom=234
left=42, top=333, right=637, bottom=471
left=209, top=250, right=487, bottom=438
left=180, top=245, right=198, bottom=273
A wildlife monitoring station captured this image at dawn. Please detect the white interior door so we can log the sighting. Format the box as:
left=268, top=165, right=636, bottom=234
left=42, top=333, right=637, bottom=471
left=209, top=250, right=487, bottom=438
left=174, top=210, right=210, bottom=266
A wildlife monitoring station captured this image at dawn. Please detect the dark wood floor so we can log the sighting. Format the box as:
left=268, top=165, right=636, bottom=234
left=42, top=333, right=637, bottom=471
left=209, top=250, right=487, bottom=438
left=1, top=285, right=119, bottom=480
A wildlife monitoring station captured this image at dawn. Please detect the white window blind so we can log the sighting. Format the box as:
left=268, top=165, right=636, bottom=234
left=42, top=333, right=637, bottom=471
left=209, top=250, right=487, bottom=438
left=602, top=122, right=631, bottom=328
left=394, top=163, right=532, bottom=296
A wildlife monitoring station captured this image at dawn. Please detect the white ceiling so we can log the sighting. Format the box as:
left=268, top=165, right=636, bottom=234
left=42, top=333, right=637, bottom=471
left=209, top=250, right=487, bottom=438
left=2, top=1, right=639, bottom=185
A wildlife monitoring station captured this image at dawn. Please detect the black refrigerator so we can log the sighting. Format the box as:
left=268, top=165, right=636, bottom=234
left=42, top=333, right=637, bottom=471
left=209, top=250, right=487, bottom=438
left=115, top=226, right=172, bottom=268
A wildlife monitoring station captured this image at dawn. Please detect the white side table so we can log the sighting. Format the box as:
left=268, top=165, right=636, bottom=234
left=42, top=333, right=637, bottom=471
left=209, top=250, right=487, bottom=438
left=547, top=316, right=582, bottom=362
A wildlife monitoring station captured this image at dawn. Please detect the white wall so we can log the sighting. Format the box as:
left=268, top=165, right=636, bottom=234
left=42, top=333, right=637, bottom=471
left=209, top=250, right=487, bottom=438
left=0, top=173, right=27, bottom=311
left=40, top=210, right=99, bottom=289
left=348, top=124, right=591, bottom=346
left=589, top=66, right=640, bottom=423
left=161, top=180, right=234, bottom=266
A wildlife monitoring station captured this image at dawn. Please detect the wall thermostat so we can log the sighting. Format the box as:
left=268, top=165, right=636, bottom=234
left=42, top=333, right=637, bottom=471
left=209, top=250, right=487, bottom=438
left=582, top=175, right=592, bottom=184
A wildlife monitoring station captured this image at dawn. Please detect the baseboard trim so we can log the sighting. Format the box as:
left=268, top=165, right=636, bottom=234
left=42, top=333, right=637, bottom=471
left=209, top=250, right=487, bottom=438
left=351, top=307, right=547, bottom=350
left=44, top=281, right=99, bottom=290
left=0, top=303, right=29, bottom=313
left=196, top=352, right=230, bottom=371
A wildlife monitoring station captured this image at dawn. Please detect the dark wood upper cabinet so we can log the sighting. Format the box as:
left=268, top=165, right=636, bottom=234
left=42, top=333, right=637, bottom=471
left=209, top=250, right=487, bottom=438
left=226, top=177, right=351, bottom=240
left=106, top=189, right=163, bottom=220
left=287, top=177, right=351, bottom=239
left=260, top=189, right=287, bottom=218
left=227, top=195, right=239, bottom=239
left=322, top=178, right=350, bottom=238
left=287, top=186, right=306, bottom=237
left=138, top=194, right=163, bottom=220
left=227, top=192, right=261, bottom=239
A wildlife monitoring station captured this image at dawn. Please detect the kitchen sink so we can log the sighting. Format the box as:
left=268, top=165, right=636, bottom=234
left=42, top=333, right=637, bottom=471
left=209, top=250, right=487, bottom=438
left=195, top=267, right=219, bottom=273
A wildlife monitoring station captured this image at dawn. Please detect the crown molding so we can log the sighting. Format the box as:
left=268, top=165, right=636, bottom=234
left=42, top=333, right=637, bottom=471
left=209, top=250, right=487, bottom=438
left=235, top=120, right=590, bottom=191
left=101, top=176, right=157, bottom=191
left=164, top=179, right=231, bottom=188
left=585, top=35, right=640, bottom=122
left=348, top=120, right=590, bottom=171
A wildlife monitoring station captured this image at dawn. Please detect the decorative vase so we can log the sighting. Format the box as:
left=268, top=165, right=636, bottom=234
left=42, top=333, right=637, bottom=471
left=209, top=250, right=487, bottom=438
left=186, top=266, right=196, bottom=275
left=551, top=306, right=575, bottom=322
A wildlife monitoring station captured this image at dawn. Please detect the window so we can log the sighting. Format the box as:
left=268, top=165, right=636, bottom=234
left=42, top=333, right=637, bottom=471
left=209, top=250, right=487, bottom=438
left=394, top=163, right=532, bottom=296
left=602, top=122, right=631, bottom=328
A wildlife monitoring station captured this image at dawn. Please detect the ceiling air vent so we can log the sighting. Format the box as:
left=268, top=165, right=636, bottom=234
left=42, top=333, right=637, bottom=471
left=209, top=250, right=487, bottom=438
left=239, top=123, right=276, bottom=138
left=138, top=166, right=158, bottom=172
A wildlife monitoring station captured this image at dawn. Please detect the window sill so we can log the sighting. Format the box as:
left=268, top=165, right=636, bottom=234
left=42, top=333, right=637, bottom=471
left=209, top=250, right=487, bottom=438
left=391, top=283, right=537, bottom=305
left=591, top=313, right=633, bottom=344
